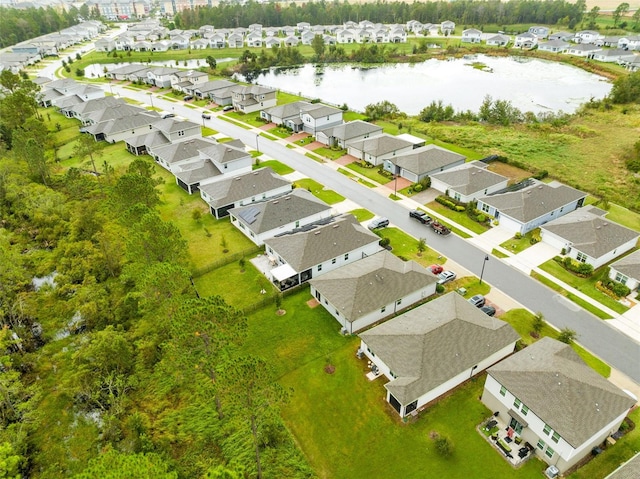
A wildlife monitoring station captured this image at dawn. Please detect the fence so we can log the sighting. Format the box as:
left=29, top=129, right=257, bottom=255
left=239, top=282, right=308, bottom=316
left=191, top=246, right=262, bottom=278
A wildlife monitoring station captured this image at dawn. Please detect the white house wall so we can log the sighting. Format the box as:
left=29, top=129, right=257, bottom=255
left=301, top=111, right=343, bottom=135
left=608, top=267, right=640, bottom=290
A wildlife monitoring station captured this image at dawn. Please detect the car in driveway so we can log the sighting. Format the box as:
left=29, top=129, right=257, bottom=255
left=468, top=295, right=486, bottom=308
left=222, top=105, right=234, bottom=112
left=428, top=264, right=443, bottom=275
left=480, top=305, right=496, bottom=316
left=368, top=217, right=389, bottom=230
left=201, top=112, right=211, bottom=119
left=409, top=210, right=432, bottom=224
left=437, top=270, right=456, bottom=284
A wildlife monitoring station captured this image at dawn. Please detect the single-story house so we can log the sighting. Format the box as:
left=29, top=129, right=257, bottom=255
left=430, top=164, right=509, bottom=203
left=360, top=292, right=519, bottom=418
left=477, top=180, right=587, bottom=235
left=486, top=34, right=510, bottom=47
left=107, top=64, right=151, bottom=81
left=264, top=214, right=382, bottom=291
left=609, top=249, right=640, bottom=291
left=316, top=120, right=383, bottom=149
left=384, top=144, right=466, bottom=183
left=86, top=111, right=162, bottom=144
left=549, top=31, right=573, bottom=42
left=310, top=250, right=438, bottom=333
left=199, top=167, right=292, bottom=219
left=528, top=26, right=550, bottom=39
left=592, top=49, right=629, bottom=63
left=482, top=337, right=636, bottom=474
left=347, top=134, right=415, bottom=166
left=260, top=101, right=315, bottom=126
left=197, top=139, right=253, bottom=177
left=173, top=159, right=223, bottom=195
left=538, top=39, right=570, bottom=53
left=229, top=189, right=333, bottom=246
left=540, top=206, right=639, bottom=269
left=152, top=137, right=218, bottom=172
left=567, top=43, right=601, bottom=58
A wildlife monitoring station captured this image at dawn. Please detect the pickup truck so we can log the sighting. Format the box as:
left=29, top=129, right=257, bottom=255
left=430, top=220, right=451, bottom=235
left=409, top=210, right=432, bottom=225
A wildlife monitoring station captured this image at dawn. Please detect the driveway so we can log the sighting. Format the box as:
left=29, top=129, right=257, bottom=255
left=504, top=242, right=559, bottom=274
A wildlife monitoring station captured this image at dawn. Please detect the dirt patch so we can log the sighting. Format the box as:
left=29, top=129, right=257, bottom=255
left=486, top=161, right=532, bottom=184
left=306, top=299, right=320, bottom=308
left=324, top=364, right=336, bottom=374
left=276, top=309, right=286, bottom=316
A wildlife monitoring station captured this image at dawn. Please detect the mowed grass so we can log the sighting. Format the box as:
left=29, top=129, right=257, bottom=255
left=500, top=309, right=611, bottom=378
left=426, top=201, right=490, bottom=234
left=345, top=161, right=392, bottom=184
left=348, top=208, right=375, bottom=222
left=194, top=258, right=266, bottom=309
left=312, top=146, right=347, bottom=160
left=293, top=178, right=345, bottom=204
left=376, top=227, right=446, bottom=267
left=255, top=159, right=294, bottom=175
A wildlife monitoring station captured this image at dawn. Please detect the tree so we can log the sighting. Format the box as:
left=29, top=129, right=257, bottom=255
left=613, top=3, right=630, bottom=26
left=126, top=211, right=187, bottom=266
left=73, top=449, right=177, bottom=479
left=73, top=132, right=104, bottom=175
left=417, top=238, right=426, bottom=256
left=110, top=173, right=161, bottom=214
left=557, top=327, right=577, bottom=344
left=12, top=120, right=50, bottom=185
left=531, top=312, right=546, bottom=337
left=364, top=100, right=400, bottom=120
left=610, top=70, right=640, bottom=104
left=206, top=55, right=217, bottom=69
left=633, top=8, right=640, bottom=28
left=311, top=34, right=325, bottom=59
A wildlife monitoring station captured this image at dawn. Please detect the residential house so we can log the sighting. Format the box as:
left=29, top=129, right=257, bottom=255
left=609, top=249, right=640, bottom=291
left=284, top=36, right=300, bottom=47
left=347, top=134, right=415, bottom=166
left=170, top=70, right=209, bottom=91
left=197, top=140, right=253, bottom=177
left=211, top=84, right=243, bottom=106
left=260, top=101, right=315, bottom=125
left=190, top=38, right=210, bottom=50
left=107, top=63, right=151, bottom=81
left=337, top=29, right=356, bottom=44
left=265, top=37, right=282, bottom=49
left=86, top=111, right=161, bottom=144
left=592, top=49, right=629, bottom=63
left=549, top=31, right=573, bottom=42
left=528, top=26, right=550, bottom=39
left=228, top=33, right=245, bottom=48
left=481, top=337, right=636, bottom=474
left=69, top=96, right=127, bottom=124
left=246, top=32, right=263, bottom=48
left=486, top=34, right=510, bottom=47
left=147, top=67, right=179, bottom=88
left=128, top=68, right=154, bottom=84
left=538, top=39, right=570, bottom=53
left=477, top=180, right=587, bottom=235
left=125, top=117, right=201, bottom=156
left=174, top=158, right=223, bottom=195
left=440, top=21, right=455, bottom=36
left=232, top=85, right=277, bottom=114
left=567, top=43, right=601, bottom=58
left=597, top=36, right=623, bottom=47
left=151, top=137, right=217, bottom=172
left=310, top=250, right=438, bottom=333
left=384, top=144, right=467, bottom=183
left=229, top=189, right=333, bottom=246
left=430, top=164, right=509, bottom=203
left=95, top=38, right=116, bottom=52
left=83, top=104, right=144, bottom=128
left=360, top=292, right=519, bottom=418
left=389, top=26, right=407, bottom=43
left=316, top=120, right=383, bottom=149
left=462, top=28, right=482, bottom=44
left=299, top=104, right=344, bottom=135
left=193, top=79, right=237, bottom=100
left=200, top=167, right=292, bottom=219
left=625, top=36, right=640, bottom=50
left=574, top=30, right=602, bottom=44
left=514, top=32, right=538, bottom=49
left=540, top=206, right=639, bottom=269
left=264, top=214, right=382, bottom=291
left=301, top=31, right=316, bottom=45
left=209, top=34, right=226, bottom=49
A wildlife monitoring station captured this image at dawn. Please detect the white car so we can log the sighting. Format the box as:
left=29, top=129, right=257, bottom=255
left=437, top=270, right=457, bottom=284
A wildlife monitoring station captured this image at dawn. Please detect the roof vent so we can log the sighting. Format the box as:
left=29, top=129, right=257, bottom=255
left=333, top=224, right=340, bottom=228
left=314, top=231, right=321, bottom=235
left=539, top=185, right=543, bottom=189
left=273, top=201, right=278, bottom=204
left=285, top=196, right=291, bottom=200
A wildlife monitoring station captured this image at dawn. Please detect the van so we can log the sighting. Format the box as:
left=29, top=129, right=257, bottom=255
left=368, top=217, right=389, bottom=230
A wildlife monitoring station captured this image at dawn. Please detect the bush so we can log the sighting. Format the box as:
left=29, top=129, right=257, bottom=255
left=379, top=237, right=391, bottom=248
left=555, top=256, right=594, bottom=277
left=476, top=214, right=486, bottom=223
left=600, top=279, right=631, bottom=298
left=434, top=437, right=453, bottom=458
left=514, top=233, right=522, bottom=240
left=413, top=183, right=423, bottom=192
left=436, top=284, right=445, bottom=294
left=455, top=205, right=465, bottom=212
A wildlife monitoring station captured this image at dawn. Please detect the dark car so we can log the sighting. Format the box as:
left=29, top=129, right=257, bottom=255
left=222, top=105, right=234, bottom=111
left=201, top=113, right=211, bottom=119
left=183, top=95, right=194, bottom=101
left=409, top=210, right=432, bottom=224
left=468, top=294, right=486, bottom=308
left=480, top=305, right=496, bottom=316
left=428, top=264, right=443, bottom=275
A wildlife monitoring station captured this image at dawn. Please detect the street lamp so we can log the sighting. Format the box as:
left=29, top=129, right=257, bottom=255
left=394, top=174, right=398, bottom=197
left=148, top=92, right=154, bottom=108
left=255, top=133, right=260, bottom=152
left=479, top=255, right=489, bottom=285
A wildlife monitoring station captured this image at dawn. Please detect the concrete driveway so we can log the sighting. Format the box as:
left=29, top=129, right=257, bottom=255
left=504, top=242, right=559, bottom=274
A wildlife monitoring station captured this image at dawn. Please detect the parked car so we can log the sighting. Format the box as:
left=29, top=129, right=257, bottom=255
left=437, top=270, right=456, bottom=284
left=480, top=305, right=496, bottom=316
left=428, top=264, right=443, bottom=275
left=368, top=217, right=390, bottom=230
left=183, top=95, right=194, bottom=101
left=160, top=111, right=175, bottom=119
left=469, top=295, right=486, bottom=308
left=222, top=105, right=234, bottom=111
left=409, top=210, right=432, bottom=224
left=201, top=113, right=211, bottom=119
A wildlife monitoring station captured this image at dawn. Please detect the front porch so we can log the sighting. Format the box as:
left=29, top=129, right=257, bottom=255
left=479, top=413, right=535, bottom=468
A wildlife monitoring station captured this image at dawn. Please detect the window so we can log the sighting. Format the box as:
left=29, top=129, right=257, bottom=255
left=551, top=432, right=560, bottom=443
left=332, top=258, right=336, bottom=264
left=545, top=447, right=555, bottom=458
left=500, top=386, right=507, bottom=397
left=543, top=424, right=551, bottom=436
left=481, top=203, right=490, bottom=213
left=381, top=306, right=386, bottom=313
left=178, top=130, right=185, bottom=137
left=317, top=264, right=322, bottom=271
left=576, top=252, right=587, bottom=263
left=521, top=405, right=529, bottom=416
left=513, top=398, right=521, bottom=409
left=615, top=272, right=628, bottom=285
left=396, top=299, right=402, bottom=306
left=344, top=253, right=349, bottom=260
left=335, top=310, right=339, bottom=316
left=537, top=439, right=545, bottom=450
left=454, top=192, right=461, bottom=201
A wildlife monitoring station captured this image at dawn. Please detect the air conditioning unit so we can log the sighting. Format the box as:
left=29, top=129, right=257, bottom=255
left=545, top=465, right=559, bottom=479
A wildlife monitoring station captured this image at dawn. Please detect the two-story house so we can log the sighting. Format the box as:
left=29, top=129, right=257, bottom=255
left=232, top=85, right=277, bottom=114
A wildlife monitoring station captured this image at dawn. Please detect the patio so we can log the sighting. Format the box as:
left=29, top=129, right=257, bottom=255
left=479, top=414, right=535, bottom=468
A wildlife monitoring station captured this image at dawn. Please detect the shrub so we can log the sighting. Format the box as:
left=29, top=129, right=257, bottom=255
left=557, top=328, right=577, bottom=344
left=476, top=214, right=486, bottom=223
left=434, top=437, right=453, bottom=457
left=600, top=279, right=631, bottom=298
left=514, top=232, right=522, bottom=240
left=379, top=237, right=391, bottom=248
left=413, top=183, right=423, bottom=192
left=436, top=284, right=445, bottom=294
left=455, top=205, right=465, bottom=212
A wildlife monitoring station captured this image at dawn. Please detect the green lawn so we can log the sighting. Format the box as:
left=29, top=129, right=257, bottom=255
left=267, top=126, right=293, bottom=139
left=337, top=168, right=376, bottom=188
left=449, top=277, right=491, bottom=299
left=291, top=135, right=315, bottom=146
left=312, top=146, right=347, bottom=160
left=224, top=111, right=267, bottom=127
left=499, top=229, right=540, bottom=254
left=376, top=227, right=445, bottom=267
left=500, top=309, right=611, bottom=378
left=539, top=260, right=629, bottom=315
left=345, top=162, right=392, bottom=184
left=305, top=152, right=325, bottom=163
left=343, top=111, right=367, bottom=122
left=293, top=179, right=345, bottom=205
left=603, top=203, right=640, bottom=232
left=202, top=126, right=218, bottom=136
left=277, top=91, right=306, bottom=105
left=426, top=138, right=484, bottom=160
left=491, top=248, right=509, bottom=259
left=426, top=201, right=490, bottom=234
left=253, top=159, right=293, bottom=175
left=194, top=258, right=266, bottom=309
left=348, top=208, right=375, bottom=222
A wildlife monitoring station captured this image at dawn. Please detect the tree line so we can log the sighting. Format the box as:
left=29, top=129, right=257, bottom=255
left=0, top=72, right=312, bottom=478
left=175, top=0, right=587, bottom=30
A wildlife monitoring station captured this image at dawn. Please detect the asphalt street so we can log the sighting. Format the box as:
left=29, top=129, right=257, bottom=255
left=105, top=81, right=640, bottom=384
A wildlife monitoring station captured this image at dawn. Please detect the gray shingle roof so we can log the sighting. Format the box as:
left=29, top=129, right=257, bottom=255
left=302, top=104, right=342, bottom=119
left=488, top=337, right=635, bottom=448
left=200, top=167, right=291, bottom=208
left=393, top=144, right=467, bottom=176
left=263, top=101, right=314, bottom=120
left=360, top=293, right=519, bottom=406
left=347, top=134, right=413, bottom=157
left=153, top=138, right=217, bottom=164
left=606, top=452, right=640, bottom=479
left=320, top=120, right=382, bottom=141
left=309, top=250, right=437, bottom=325
left=264, top=214, right=380, bottom=272
left=228, top=189, right=331, bottom=234
left=480, top=181, right=586, bottom=223
left=610, top=249, right=640, bottom=281
left=431, top=165, right=507, bottom=194
left=174, top=160, right=222, bottom=185
left=542, top=206, right=639, bottom=258
left=199, top=142, right=249, bottom=165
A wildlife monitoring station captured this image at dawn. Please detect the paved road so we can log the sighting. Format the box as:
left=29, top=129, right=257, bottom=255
left=110, top=85, right=640, bottom=384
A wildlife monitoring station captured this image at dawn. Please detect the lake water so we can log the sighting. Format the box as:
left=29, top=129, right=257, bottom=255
left=84, top=58, right=236, bottom=78
left=246, top=55, right=612, bottom=115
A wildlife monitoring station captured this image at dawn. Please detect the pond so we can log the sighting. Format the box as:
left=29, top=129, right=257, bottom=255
left=84, top=58, right=236, bottom=78
left=243, top=55, right=612, bottom=115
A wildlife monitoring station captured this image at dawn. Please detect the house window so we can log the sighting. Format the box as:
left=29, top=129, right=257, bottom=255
left=454, top=192, right=461, bottom=201
left=545, top=447, right=555, bottom=458
left=335, top=310, right=339, bottom=316
left=551, top=432, right=560, bottom=443
left=513, top=398, right=521, bottom=409
left=499, top=386, right=507, bottom=397
left=576, top=252, right=587, bottom=263
left=381, top=306, right=386, bottom=313
left=317, top=264, right=322, bottom=272
left=537, top=439, right=545, bottom=450
left=543, top=424, right=551, bottom=436
left=295, top=221, right=300, bottom=228
left=481, top=203, right=490, bottom=213
left=178, top=130, right=185, bottom=137
left=521, top=405, right=529, bottom=416
left=396, top=299, right=402, bottom=306
left=332, top=258, right=336, bottom=264
left=344, top=253, right=349, bottom=260
left=615, top=272, right=628, bottom=285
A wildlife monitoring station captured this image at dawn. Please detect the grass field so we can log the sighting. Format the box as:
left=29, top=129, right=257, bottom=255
left=293, top=178, right=345, bottom=204
left=427, top=200, right=490, bottom=234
